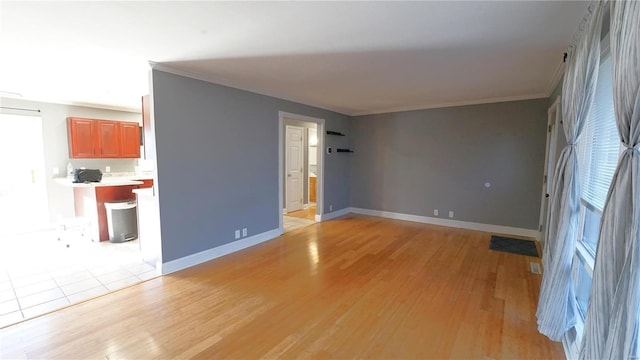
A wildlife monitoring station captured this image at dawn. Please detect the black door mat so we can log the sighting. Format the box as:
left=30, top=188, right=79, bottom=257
left=489, top=235, right=539, bottom=257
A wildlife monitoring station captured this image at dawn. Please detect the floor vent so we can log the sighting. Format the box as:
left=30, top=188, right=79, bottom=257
left=530, top=262, right=542, bottom=274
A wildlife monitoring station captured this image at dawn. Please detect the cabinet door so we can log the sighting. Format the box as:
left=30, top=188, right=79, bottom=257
left=138, top=179, right=154, bottom=188
left=68, top=117, right=96, bottom=158
left=120, top=122, right=141, bottom=158
left=96, top=120, right=121, bottom=158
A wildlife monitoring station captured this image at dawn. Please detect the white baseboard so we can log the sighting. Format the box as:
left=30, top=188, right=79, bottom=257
left=160, top=228, right=282, bottom=275
left=319, top=207, right=351, bottom=221
left=350, top=207, right=540, bottom=239
left=159, top=208, right=538, bottom=275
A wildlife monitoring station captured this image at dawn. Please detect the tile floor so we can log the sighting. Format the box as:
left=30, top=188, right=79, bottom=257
left=0, top=229, right=157, bottom=328
left=283, top=215, right=315, bottom=233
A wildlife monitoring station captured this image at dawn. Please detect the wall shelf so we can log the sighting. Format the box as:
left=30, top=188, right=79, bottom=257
left=336, top=148, right=354, bottom=153
left=326, top=130, right=345, bottom=136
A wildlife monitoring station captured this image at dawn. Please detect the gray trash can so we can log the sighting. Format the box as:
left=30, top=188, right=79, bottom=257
left=104, top=200, right=138, bottom=243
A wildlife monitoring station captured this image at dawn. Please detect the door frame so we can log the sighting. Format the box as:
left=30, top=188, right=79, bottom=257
left=285, top=124, right=304, bottom=213
left=538, top=96, right=561, bottom=241
left=278, top=111, right=324, bottom=234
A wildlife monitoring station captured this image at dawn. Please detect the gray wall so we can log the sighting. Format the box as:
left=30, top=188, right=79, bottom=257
left=350, top=99, right=548, bottom=230
left=0, top=97, right=140, bottom=222
left=151, top=70, right=350, bottom=262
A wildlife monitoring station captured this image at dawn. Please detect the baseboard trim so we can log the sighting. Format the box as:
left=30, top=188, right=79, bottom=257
left=319, top=207, right=351, bottom=221
left=350, top=207, right=540, bottom=239
left=160, top=228, right=282, bottom=275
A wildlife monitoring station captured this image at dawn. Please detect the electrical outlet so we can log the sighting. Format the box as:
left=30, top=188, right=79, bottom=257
left=329, top=204, right=333, bottom=211
left=449, top=211, right=454, bottom=219
left=326, top=147, right=332, bottom=154
left=234, top=230, right=240, bottom=239
left=53, top=167, right=59, bottom=175
left=433, top=209, right=439, bottom=216
left=105, top=166, right=111, bottom=173
left=242, top=228, right=247, bottom=237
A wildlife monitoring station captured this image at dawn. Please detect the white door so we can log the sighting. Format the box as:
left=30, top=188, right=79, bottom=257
left=286, top=125, right=304, bottom=213
left=539, top=98, right=561, bottom=237
left=0, top=114, right=48, bottom=235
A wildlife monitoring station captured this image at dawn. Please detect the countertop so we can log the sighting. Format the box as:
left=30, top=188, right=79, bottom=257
left=54, top=173, right=153, bottom=188
left=132, top=188, right=155, bottom=196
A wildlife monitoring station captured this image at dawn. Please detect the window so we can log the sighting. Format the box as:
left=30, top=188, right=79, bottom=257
left=573, top=36, right=620, bottom=331
left=580, top=204, right=601, bottom=254
left=574, top=259, right=593, bottom=318
left=577, top=53, right=620, bottom=221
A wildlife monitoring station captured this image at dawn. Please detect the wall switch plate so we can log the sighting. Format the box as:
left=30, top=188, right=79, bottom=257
left=449, top=211, right=454, bottom=219
left=53, top=167, right=59, bottom=175
left=433, top=209, right=439, bottom=216
left=242, top=228, right=247, bottom=237
left=105, top=166, right=111, bottom=173
left=235, top=230, right=240, bottom=239
left=329, top=205, right=333, bottom=211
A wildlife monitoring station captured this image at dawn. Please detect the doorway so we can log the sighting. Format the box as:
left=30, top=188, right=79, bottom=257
left=279, top=112, right=323, bottom=234
left=0, top=110, right=154, bottom=329
left=0, top=113, right=48, bottom=234
left=285, top=125, right=304, bottom=213
left=539, top=97, right=562, bottom=243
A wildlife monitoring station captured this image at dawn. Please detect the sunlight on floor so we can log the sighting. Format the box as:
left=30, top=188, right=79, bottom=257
left=283, top=216, right=315, bottom=233
left=0, top=229, right=156, bottom=328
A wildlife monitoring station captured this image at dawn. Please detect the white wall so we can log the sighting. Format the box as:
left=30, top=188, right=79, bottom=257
left=0, top=97, right=141, bottom=223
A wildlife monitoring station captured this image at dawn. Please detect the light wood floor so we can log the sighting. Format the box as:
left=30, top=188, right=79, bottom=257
left=0, top=215, right=563, bottom=359
left=285, top=205, right=316, bottom=220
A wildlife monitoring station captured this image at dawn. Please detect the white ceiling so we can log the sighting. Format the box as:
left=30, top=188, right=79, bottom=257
left=0, top=1, right=588, bottom=115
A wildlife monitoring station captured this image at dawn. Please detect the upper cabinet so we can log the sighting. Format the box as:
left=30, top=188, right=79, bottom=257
left=68, top=117, right=140, bottom=159
left=119, top=122, right=141, bottom=158
left=96, top=120, right=121, bottom=158
left=68, top=118, right=97, bottom=158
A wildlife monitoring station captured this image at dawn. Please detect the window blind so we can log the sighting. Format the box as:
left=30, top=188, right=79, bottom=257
left=577, top=55, right=620, bottom=212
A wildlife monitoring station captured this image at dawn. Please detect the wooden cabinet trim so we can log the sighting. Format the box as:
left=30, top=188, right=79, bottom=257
left=67, top=117, right=141, bottom=159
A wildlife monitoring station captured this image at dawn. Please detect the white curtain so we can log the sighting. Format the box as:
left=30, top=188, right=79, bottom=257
left=580, top=2, right=640, bottom=359
left=536, top=1, right=603, bottom=342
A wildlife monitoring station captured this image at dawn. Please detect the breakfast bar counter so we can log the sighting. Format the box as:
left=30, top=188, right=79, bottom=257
left=55, top=175, right=154, bottom=242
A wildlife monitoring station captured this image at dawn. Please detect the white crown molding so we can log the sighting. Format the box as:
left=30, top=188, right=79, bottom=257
left=350, top=207, right=541, bottom=240
left=350, top=93, right=549, bottom=117
left=150, top=62, right=562, bottom=118
left=149, top=62, right=352, bottom=116
left=160, top=228, right=281, bottom=275
left=0, top=95, right=141, bottom=114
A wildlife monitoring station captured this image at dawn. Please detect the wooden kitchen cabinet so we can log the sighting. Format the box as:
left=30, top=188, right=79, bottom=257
left=68, top=118, right=97, bottom=158
left=138, top=179, right=153, bottom=188
left=96, top=120, right=121, bottom=158
left=120, top=122, right=141, bottom=158
left=68, top=117, right=140, bottom=159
